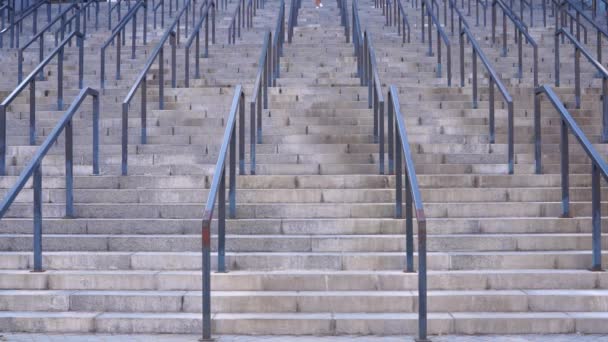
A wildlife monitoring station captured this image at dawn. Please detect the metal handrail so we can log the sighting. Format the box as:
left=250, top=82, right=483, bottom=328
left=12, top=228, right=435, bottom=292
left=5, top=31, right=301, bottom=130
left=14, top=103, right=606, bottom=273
left=448, top=0, right=471, bottom=35
left=0, top=0, right=50, bottom=48
left=227, top=0, right=245, bottom=43
left=153, top=0, right=164, bottom=28
left=421, top=0, right=452, bottom=86
left=18, top=4, right=78, bottom=83
left=547, top=0, right=586, bottom=42
left=251, top=1, right=285, bottom=174
left=375, top=0, right=411, bottom=42
left=201, top=85, right=247, bottom=340
left=0, top=87, right=99, bottom=272
left=0, top=2, right=15, bottom=47
left=492, top=0, right=538, bottom=86
left=0, top=31, right=84, bottom=176
left=338, top=0, right=349, bottom=42
left=459, top=23, right=514, bottom=173
left=534, top=84, right=607, bottom=271
left=516, top=0, right=532, bottom=26
left=558, top=0, right=607, bottom=65
left=287, top=0, right=301, bottom=43
left=387, top=84, right=428, bottom=342
left=108, top=0, right=126, bottom=30
left=121, top=0, right=195, bottom=175
left=100, top=0, right=148, bottom=89
left=555, top=27, right=608, bottom=142
left=184, top=0, right=215, bottom=87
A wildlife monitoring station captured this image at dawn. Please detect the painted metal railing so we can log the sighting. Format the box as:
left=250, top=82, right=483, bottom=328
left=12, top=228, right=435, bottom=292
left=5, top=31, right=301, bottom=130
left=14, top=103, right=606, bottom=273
left=549, top=0, right=586, bottom=42
left=492, top=0, right=538, bottom=86
left=251, top=1, right=284, bottom=174
left=287, top=0, right=301, bottom=43
left=0, top=31, right=84, bottom=176
left=0, top=1, right=14, bottom=47
left=375, top=0, right=411, bottom=42
left=227, top=0, right=245, bottom=43
left=353, top=0, right=386, bottom=173
left=100, top=0, right=148, bottom=89
left=184, top=0, right=215, bottom=87
left=554, top=27, right=608, bottom=143
left=153, top=0, right=165, bottom=28
left=338, top=0, right=349, bottom=42
left=108, top=0, right=129, bottom=30
left=557, top=0, right=608, bottom=67
left=0, top=0, right=50, bottom=48
left=534, top=84, right=607, bottom=271
left=17, top=3, right=78, bottom=83
left=421, top=0, right=452, bottom=86
left=387, top=85, right=428, bottom=342
left=0, top=87, right=100, bottom=272
left=455, top=6, right=514, bottom=174
left=121, top=0, right=197, bottom=175
left=200, top=85, right=248, bottom=340
left=474, top=0, right=487, bottom=25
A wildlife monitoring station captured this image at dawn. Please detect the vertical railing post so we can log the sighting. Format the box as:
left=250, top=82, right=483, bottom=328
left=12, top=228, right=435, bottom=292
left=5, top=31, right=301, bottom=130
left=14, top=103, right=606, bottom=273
left=395, top=128, right=403, bottom=218
left=121, top=103, right=128, bottom=176
left=560, top=118, right=569, bottom=217
left=65, top=119, right=74, bottom=217
left=489, top=77, right=494, bottom=143
left=574, top=47, right=580, bottom=109
left=603, top=77, right=608, bottom=143
left=534, top=90, right=541, bottom=174
left=33, top=163, right=43, bottom=272
left=591, top=162, right=603, bottom=271
left=116, top=30, right=122, bottom=80
left=93, top=92, right=100, bottom=175
left=141, top=80, right=147, bottom=144
left=217, top=168, right=227, bottom=273
left=239, top=93, right=245, bottom=175
left=159, top=45, right=165, bottom=109
left=472, top=48, right=477, bottom=108
left=29, top=80, right=35, bottom=145
left=58, top=46, right=64, bottom=110
left=0, top=104, right=5, bottom=176
left=405, top=169, right=414, bottom=273
left=171, top=32, right=177, bottom=88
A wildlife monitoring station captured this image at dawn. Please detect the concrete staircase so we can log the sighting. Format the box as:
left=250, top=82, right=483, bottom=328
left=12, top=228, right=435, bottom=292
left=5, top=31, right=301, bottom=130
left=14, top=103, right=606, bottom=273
left=0, top=0, right=606, bottom=337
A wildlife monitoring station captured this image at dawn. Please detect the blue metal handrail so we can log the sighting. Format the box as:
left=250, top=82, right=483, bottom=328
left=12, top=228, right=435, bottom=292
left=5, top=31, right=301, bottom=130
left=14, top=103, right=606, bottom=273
left=18, top=4, right=78, bottom=83
left=100, top=0, right=148, bottom=89
left=184, top=0, right=215, bottom=87
left=448, top=0, right=471, bottom=35
left=554, top=27, right=608, bottom=143
left=0, top=2, right=15, bottom=47
left=452, top=2, right=514, bottom=173
left=0, top=0, right=50, bottom=48
left=227, top=0, right=246, bottom=43
left=201, top=85, right=247, bottom=340
left=250, top=0, right=284, bottom=173
left=287, top=0, right=301, bottom=43
left=153, top=0, right=165, bottom=28
left=491, top=0, right=538, bottom=86
left=421, top=0, right=452, bottom=86
left=387, top=84, right=428, bottom=342
left=534, top=84, right=607, bottom=271
left=108, top=0, right=127, bottom=30
left=0, top=31, right=84, bottom=176
left=121, top=0, right=195, bottom=175
left=396, top=0, right=411, bottom=43
left=338, top=0, right=349, bottom=42
left=558, top=0, right=608, bottom=66
left=0, top=87, right=100, bottom=272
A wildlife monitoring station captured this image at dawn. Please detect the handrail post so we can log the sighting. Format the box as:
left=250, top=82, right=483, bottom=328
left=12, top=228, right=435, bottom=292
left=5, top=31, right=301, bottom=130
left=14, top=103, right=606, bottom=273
left=489, top=77, right=494, bottom=143
left=65, top=119, right=74, bottom=218
left=534, top=88, right=541, bottom=174
left=405, top=168, right=414, bottom=273
left=171, top=31, right=177, bottom=88
left=0, top=104, right=5, bottom=175
left=159, top=45, right=165, bottom=109
left=554, top=31, right=560, bottom=87
left=33, top=163, right=42, bottom=272
left=238, top=93, right=245, bottom=175
left=507, top=100, right=513, bottom=174
left=58, top=46, right=64, bottom=110
left=217, top=168, right=226, bottom=273
left=459, top=31, right=464, bottom=87
left=591, top=162, right=602, bottom=271
left=472, top=48, right=477, bottom=108
left=116, top=30, right=122, bottom=80
left=574, top=47, right=580, bottom=109
left=29, top=80, right=35, bottom=145
left=250, top=101, right=256, bottom=175
left=560, top=118, right=569, bottom=217
left=603, top=77, right=608, bottom=143
left=388, top=94, right=394, bottom=174
left=121, top=102, right=128, bottom=176
left=93, top=92, right=100, bottom=175
left=141, top=79, right=147, bottom=144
